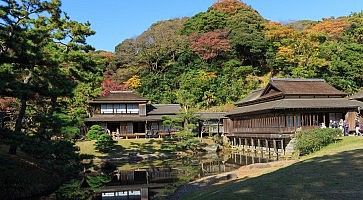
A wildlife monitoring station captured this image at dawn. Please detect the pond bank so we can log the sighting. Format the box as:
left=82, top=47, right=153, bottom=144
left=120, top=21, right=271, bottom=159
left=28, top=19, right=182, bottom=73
left=169, top=160, right=296, bottom=200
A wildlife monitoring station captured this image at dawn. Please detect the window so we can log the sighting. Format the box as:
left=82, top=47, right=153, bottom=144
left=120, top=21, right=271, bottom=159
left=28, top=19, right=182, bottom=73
left=127, top=104, right=139, bottom=114
left=101, top=104, right=113, bottom=114
left=115, top=104, right=126, bottom=114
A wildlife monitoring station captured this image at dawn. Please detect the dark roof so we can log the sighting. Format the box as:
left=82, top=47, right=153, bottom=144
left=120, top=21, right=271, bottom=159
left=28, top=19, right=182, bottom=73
left=227, top=98, right=363, bottom=116
left=235, top=89, right=264, bottom=105
left=235, top=78, right=347, bottom=107
left=349, top=89, right=363, bottom=101
left=269, top=78, right=346, bottom=96
left=88, top=91, right=148, bottom=103
left=85, top=114, right=177, bottom=122
left=147, top=104, right=181, bottom=115
left=196, top=112, right=227, bottom=120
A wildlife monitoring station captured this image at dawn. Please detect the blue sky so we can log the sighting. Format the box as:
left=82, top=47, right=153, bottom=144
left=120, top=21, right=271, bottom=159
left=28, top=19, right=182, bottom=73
left=61, top=0, right=363, bottom=52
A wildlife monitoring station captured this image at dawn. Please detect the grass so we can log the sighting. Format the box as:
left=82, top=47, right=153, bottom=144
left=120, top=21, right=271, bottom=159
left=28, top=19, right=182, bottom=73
left=182, top=137, right=363, bottom=200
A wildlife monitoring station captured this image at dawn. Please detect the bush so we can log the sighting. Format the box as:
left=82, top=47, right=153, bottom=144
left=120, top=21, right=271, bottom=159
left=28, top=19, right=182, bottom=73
left=56, top=180, right=93, bottom=200
left=94, top=134, right=116, bottom=153
left=86, top=125, right=106, bottom=140
left=295, top=128, right=340, bottom=155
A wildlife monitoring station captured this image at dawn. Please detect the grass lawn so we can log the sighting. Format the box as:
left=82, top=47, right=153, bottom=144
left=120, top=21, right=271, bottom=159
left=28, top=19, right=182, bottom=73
left=183, top=137, right=363, bottom=200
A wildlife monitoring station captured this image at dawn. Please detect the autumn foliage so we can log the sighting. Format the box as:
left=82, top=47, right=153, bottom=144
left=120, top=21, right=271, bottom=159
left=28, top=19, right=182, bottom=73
left=264, top=22, right=296, bottom=40
left=0, top=98, right=16, bottom=111
left=189, top=30, right=231, bottom=60
left=211, top=0, right=253, bottom=14
left=101, top=79, right=127, bottom=96
left=307, top=19, right=351, bottom=38
left=124, top=75, right=141, bottom=89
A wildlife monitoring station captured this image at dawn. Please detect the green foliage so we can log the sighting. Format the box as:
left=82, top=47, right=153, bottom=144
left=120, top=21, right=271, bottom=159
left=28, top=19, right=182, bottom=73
left=175, top=130, right=200, bottom=151
left=56, top=181, right=93, bottom=200
left=86, top=125, right=106, bottom=140
left=86, top=175, right=111, bottom=190
left=295, top=128, right=341, bottom=155
left=182, top=10, right=228, bottom=35
left=94, top=134, right=116, bottom=153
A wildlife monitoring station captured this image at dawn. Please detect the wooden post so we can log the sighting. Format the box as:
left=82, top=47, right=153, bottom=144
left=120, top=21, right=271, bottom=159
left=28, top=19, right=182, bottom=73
left=265, top=139, right=269, bottom=155
left=245, top=138, right=248, bottom=149
left=273, top=139, right=277, bottom=155
left=233, top=137, right=236, bottom=147
left=239, top=138, right=242, bottom=148
left=141, top=187, right=149, bottom=200
left=257, top=139, right=261, bottom=153
left=251, top=138, right=255, bottom=151
left=281, top=139, right=285, bottom=155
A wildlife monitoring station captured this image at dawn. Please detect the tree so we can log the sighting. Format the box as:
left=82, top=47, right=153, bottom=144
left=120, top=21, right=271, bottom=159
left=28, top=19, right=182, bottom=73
left=0, top=0, right=95, bottom=154
left=86, top=125, right=106, bottom=140
left=95, top=134, right=116, bottom=153
left=189, top=30, right=231, bottom=60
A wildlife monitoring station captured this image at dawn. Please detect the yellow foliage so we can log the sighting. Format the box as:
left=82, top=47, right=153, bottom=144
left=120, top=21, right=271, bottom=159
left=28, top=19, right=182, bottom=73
left=199, top=71, right=217, bottom=81
left=124, top=75, right=141, bottom=89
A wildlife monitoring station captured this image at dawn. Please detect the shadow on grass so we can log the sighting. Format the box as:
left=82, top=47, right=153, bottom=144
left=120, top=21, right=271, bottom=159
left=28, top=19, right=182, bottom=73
left=185, top=149, right=363, bottom=200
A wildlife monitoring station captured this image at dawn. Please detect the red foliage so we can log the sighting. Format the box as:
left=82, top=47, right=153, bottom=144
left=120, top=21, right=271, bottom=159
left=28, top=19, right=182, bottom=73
left=189, top=30, right=231, bottom=60
left=101, top=79, right=128, bottom=96
left=0, top=98, right=16, bottom=111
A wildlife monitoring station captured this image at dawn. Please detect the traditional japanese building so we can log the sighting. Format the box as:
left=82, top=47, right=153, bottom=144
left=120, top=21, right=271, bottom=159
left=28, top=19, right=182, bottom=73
left=197, top=112, right=226, bottom=137
left=224, top=78, right=363, bottom=151
left=85, top=91, right=181, bottom=139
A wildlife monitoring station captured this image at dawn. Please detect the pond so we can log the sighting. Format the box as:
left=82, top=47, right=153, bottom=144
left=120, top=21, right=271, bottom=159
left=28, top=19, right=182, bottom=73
left=94, top=150, right=279, bottom=200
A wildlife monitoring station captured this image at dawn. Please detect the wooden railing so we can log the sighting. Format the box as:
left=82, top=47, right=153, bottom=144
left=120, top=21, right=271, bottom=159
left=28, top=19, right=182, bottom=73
left=231, top=126, right=319, bottom=134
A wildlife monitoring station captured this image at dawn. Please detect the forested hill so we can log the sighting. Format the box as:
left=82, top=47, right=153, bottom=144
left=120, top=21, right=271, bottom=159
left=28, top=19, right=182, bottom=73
left=105, top=0, right=363, bottom=110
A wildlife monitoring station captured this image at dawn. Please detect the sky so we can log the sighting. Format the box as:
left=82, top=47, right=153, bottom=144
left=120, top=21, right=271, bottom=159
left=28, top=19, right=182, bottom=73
left=61, top=0, right=363, bottom=52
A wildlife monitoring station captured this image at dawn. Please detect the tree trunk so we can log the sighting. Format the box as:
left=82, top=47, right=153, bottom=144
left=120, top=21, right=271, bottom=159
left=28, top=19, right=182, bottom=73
left=9, top=96, right=27, bottom=155
left=8, top=70, right=32, bottom=155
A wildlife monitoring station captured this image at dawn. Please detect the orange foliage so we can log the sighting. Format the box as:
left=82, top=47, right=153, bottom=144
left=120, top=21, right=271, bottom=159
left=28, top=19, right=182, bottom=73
left=97, top=51, right=116, bottom=63
left=264, top=22, right=296, bottom=40
left=200, top=71, right=217, bottom=81
left=211, top=0, right=253, bottom=14
left=307, top=19, right=350, bottom=38
left=189, top=30, right=231, bottom=60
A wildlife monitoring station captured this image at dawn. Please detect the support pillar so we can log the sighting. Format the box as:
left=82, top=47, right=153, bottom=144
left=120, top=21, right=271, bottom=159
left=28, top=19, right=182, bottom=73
left=239, top=138, right=242, bottom=148
left=257, top=139, right=261, bottom=153
left=273, top=139, right=277, bottom=155
left=251, top=138, right=255, bottom=151
left=281, top=139, right=285, bottom=155
left=244, top=138, right=248, bottom=151
left=233, top=137, right=236, bottom=147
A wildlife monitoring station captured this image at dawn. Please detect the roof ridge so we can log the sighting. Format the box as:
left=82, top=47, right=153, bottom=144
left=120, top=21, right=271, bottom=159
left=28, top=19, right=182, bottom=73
left=271, top=78, right=325, bottom=82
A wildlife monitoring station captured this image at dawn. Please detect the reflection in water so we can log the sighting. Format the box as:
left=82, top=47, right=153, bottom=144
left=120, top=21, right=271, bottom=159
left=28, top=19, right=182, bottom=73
left=99, top=151, right=277, bottom=200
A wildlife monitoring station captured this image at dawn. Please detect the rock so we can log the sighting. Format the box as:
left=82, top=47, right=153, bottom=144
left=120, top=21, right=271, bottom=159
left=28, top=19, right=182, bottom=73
left=226, top=173, right=238, bottom=180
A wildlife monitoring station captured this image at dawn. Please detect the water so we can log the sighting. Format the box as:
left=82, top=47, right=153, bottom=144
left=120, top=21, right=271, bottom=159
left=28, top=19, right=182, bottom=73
left=95, top=151, right=277, bottom=200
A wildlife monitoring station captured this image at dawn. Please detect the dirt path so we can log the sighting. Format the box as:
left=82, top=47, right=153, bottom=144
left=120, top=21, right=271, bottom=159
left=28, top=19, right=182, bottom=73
left=168, top=160, right=296, bottom=200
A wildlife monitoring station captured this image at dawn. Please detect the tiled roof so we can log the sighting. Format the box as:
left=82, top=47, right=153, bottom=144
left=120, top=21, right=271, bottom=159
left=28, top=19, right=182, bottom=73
left=89, top=91, right=148, bottom=103
left=269, top=78, right=346, bottom=96
left=196, top=112, right=227, bottom=120
left=227, top=98, right=363, bottom=116
left=349, top=89, right=363, bottom=101
left=147, top=104, right=181, bottom=115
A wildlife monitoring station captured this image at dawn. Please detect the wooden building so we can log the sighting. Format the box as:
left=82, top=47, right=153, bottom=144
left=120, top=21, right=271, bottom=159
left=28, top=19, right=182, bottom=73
left=224, top=78, right=363, bottom=152
left=197, top=112, right=226, bottom=137
left=348, top=89, right=363, bottom=130
left=85, top=91, right=181, bottom=139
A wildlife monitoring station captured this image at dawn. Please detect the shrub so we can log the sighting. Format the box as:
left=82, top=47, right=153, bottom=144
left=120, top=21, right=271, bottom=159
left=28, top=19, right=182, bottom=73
left=295, top=128, right=340, bottom=155
left=56, top=180, right=93, bottom=200
left=86, top=125, right=106, bottom=140
left=94, top=134, right=116, bottom=153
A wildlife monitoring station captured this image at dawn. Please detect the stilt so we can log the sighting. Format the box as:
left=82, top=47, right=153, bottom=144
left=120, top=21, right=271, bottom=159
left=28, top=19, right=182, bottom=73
left=251, top=138, right=255, bottom=151
left=281, top=139, right=285, bottom=155
left=273, top=139, right=277, bottom=155
left=257, top=139, right=261, bottom=153
left=233, top=137, right=236, bottom=147
left=244, top=138, right=248, bottom=151
left=239, top=138, right=242, bottom=148
left=265, top=139, right=269, bottom=155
